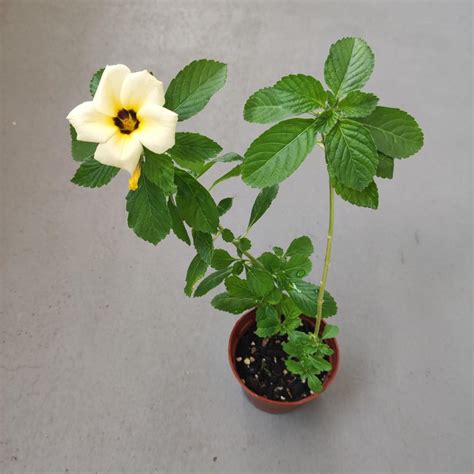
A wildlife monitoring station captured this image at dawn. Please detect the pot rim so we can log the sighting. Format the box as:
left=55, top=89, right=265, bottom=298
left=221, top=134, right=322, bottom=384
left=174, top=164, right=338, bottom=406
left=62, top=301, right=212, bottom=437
left=228, top=308, right=340, bottom=408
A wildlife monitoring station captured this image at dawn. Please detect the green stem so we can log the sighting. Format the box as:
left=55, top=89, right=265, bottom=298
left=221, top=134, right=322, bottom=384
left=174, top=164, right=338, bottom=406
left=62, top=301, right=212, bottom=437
left=314, top=178, right=335, bottom=338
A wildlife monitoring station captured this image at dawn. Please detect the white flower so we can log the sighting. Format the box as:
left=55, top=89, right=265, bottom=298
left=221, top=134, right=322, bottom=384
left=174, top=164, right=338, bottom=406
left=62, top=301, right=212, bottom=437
left=67, top=65, right=178, bottom=179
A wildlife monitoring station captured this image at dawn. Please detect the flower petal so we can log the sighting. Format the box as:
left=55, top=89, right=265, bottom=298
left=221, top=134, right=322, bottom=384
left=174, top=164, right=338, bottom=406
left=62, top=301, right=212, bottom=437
left=67, top=101, right=116, bottom=143
left=120, top=70, right=165, bottom=111
left=94, top=133, right=143, bottom=174
left=136, top=104, right=178, bottom=154
left=93, top=64, right=131, bottom=116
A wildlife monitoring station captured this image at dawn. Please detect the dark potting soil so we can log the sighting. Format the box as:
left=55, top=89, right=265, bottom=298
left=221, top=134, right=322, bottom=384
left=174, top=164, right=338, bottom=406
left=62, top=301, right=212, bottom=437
left=235, top=319, right=327, bottom=402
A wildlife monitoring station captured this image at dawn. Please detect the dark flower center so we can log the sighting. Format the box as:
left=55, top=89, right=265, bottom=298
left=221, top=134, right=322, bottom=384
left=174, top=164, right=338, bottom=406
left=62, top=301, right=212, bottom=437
left=114, top=109, right=139, bottom=134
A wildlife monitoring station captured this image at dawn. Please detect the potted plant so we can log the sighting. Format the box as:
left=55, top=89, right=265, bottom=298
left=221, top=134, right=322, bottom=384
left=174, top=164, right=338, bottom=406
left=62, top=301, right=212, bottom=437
left=67, top=37, right=423, bottom=413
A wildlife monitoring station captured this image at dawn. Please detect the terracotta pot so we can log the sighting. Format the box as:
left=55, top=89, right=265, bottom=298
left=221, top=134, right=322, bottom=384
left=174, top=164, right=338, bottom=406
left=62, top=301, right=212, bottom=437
left=228, top=308, right=340, bottom=414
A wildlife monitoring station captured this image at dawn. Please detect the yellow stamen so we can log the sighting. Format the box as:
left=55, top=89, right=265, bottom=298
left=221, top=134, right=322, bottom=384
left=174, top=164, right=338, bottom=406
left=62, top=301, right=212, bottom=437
left=128, top=164, right=141, bottom=191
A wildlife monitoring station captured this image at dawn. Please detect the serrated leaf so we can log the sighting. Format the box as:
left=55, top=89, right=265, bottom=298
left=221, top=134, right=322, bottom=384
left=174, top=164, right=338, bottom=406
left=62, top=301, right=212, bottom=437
left=322, top=324, right=339, bottom=340
left=324, top=37, right=374, bottom=98
left=376, top=152, right=394, bottom=179
left=165, top=59, right=227, bottom=121
left=168, top=132, right=222, bottom=163
left=217, top=197, right=233, bottom=216
left=225, top=275, right=254, bottom=298
left=168, top=199, right=190, bottom=245
left=333, top=179, right=379, bottom=209
left=255, top=305, right=281, bottom=337
left=185, top=255, right=208, bottom=296
left=247, top=269, right=274, bottom=297
left=211, top=249, right=234, bottom=270
left=175, top=170, right=219, bottom=233
left=288, top=281, right=337, bottom=317
left=326, top=120, right=378, bottom=191
left=337, top=91, right=379, bottom=118
left=286, top=236, right=314, bottom=257
left=70, top=125, right=97, bottom=162
left=194, top=267, right=233, bottom=297
left=313, top=110, right=338, bottom=134
left=142, top=149, right=176, bottom=195
left=358, top=106, right=424, bottom=158
left=248, top=185, right=279, bottom=229
left=258, top=252, right=281, bottom=272
left=242, top=119, right=316, bottom=188
left=126, top=176, right=172, bottom=244
left=71, top=158, right=119, bottom=188
left=238, top=237, right=251, bottom=251
left=192, top=230, right=213, bottom=264
left=89, top=68, right=104, bottom=97
left=210, top=164, right=241, bottom=190
left=211, top=292, right=256, bottom=314
left=283, top=255, right=312, bottom=279
left=307, top=373, right=324, bottom=393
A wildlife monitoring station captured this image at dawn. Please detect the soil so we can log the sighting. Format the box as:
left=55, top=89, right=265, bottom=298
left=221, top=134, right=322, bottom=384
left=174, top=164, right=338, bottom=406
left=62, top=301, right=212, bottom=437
left=235, top=319, right=327, bottom=402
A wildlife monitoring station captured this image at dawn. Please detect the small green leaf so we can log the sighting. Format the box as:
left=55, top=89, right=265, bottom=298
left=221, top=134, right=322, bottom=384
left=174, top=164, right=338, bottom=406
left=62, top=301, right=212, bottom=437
left=324, top=37, right=374, bottom=98
left=273, top=246, right=284, bottom=257
left=142, top=149, right=176, bottom=195
left=221, top=228, right=235, bottom=243
left=210, top=164, right=241, bottom=190
left=126, top=176, right=172, bottom=244
left=326, top=120, right=378, bottom=191
left=70, top=125, right=97, bottom=162
left=217, top=197, right=233, bottom=216
left=322, top=324, right=339, bottom=340
left=307, top=373, right=324, bottom=393
left=185, top=255, right=208, bottom=296
left=248, top=185, right=279, bottom=229
left=333, top=179, right=379, bottom=209
left=211, top=292, right=256, bottom=314
left=71, top=158, right=119, bottom=188
left=225, top=275, right=254, bottom=298
left=286, top=236, right=314, bottom=257
left=313, top=110, right=338, bottom=134
left=89, top=68, right=104, bottom=97
left=247, top=269, right=274, bottom=297
left=192, top=230, right=213, bottom=264
left=337, top=91, right=379, bottom=118
left=212, top=152, right=244, bottom=163
left=168, top=199, right=190, bottom=245
left=242, top=119, right=316, bottom=188
left=165, top=59, right=227, bottom=121
left=357, top=106, right=424, bottom=158
left=239, top=238, right=252, bottom=252
left=376, top=152, right=394, bottom=179
left=175, top=170, right=219, bottom=233
left=194, top=267, right=233, bottom=297
left=232, top=261, right=244, bottom=275
left=255, top=305, right=281, bottom=337
left=211, top=249, right=234, bottom=270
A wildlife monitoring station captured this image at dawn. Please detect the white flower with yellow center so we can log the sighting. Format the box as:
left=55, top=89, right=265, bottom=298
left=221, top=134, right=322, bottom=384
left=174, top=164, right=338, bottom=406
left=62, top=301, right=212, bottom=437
left=67, top=64, right=178, bottom=190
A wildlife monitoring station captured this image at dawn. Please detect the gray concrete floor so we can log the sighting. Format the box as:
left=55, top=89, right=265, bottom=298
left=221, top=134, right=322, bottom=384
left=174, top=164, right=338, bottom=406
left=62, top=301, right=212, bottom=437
left=1, top=1, right=472, bottom=473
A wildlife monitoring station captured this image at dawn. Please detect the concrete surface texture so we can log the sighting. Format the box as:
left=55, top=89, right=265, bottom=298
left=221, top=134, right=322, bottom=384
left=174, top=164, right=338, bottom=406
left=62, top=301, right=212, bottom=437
left=1, top=1, right=472, bottom=473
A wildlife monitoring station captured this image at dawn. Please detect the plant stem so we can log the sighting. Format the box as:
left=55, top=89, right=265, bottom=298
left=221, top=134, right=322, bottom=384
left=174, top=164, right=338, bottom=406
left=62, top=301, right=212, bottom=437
left=314, top=178, right=335, bottom=338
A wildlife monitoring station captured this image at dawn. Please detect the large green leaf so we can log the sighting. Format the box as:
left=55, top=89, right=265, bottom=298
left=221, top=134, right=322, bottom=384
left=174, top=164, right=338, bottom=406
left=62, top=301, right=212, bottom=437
left=225, top=275, right=254, bottom=298
left=248, top=185, right=279, bottom=228
left=283, top=255, right=312, bottom=279
left=142, top=149, right=176, bottom=195
left=333, top=179, right=379, bottom=209
left=337, top=91, right=379, bottom=118
left=211, top=292, right=256, bottom=314
left=376, top=152, right=394, bottom=179
left=242, top=118, right=316, bottom=188
left=286, top=236, right=314, bottom=257
left=211, top=249, right=234, bottom=270
left=70, top=125, right=97, bottom=162
left=358, top=106, right=424, bottom=158
left=192, top=230, right=213, bottom=264
left=324, top=37, right=374, bottom=97
left=168, top=132, right=222, bottom=163
left=184, top=255, right=208, bottom=296
left=247, top=269, right=274, bottom=297
left=126, top=176, right=172, bottom=244
left=175, top=170, right=219, bottom=233
left=71, top=158, right=119, bottom=188
left=288, top=281, right=337, bottom=317
left=165, top=59, right=227, bottom=121
left=325, top=120, right=378, bottom=191
left=168, top=199, right=190, bottom=245
left=217, top=197, right=233, bottom=216
left=255, top=305, right=281, bottom=337
left=194, top=267, right=233, bottom=297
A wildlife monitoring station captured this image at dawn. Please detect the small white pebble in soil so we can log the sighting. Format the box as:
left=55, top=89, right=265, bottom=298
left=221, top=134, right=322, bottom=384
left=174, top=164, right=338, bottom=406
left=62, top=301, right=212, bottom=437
left=249, top=356, right=255, bottom=362
left=276, top=386, right=283, bottom=391
left=241, top=379, right=246, bottom=384
left=310, top=390, right=314, bottom=394
left=280, top=396, right=286, bottom=400
left=243, top=358, right=251, bottom=365
left=236, top=357, right=242, bottom=362
left=262, top=338, right=269, bottom=347
left=283, top=369, right=288, bottom=375
left=250, top=341, right=255, bottom=346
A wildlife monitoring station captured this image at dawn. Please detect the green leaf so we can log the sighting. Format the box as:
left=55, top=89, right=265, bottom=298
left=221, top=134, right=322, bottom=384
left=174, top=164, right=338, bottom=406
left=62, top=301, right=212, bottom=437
left=168, top=199, right=191, bottom=245
left=225, top=275, right=254, bottom=298
left=242, top=119, right=316, bottom=188
left=326, top=120, right=378, bottom=191
left=247, top=269, right=274, bottom=297
left=238, top=237, right=251, bottom=252
left=288, top=281, right=337, bottom=317
left=258, top=252, right=281, bottom=272
left=281, top=297, right=302, bottom=333
left=322, top=324, right=339, bottom=340
left=324, top=37, right=374, bottom=98
left=232, top=261, right=244, bottom=275
left=283, top=255, right=312, bottom=279
left=357, top=106, right=424, bottom=158
left=175, top=170, right=219, bottom=233
left=221, top=228, right=235, bottom=242
left=217, top=197, right=233, bottom=216
left=71, top=158, right=119, bottom=188
left=165, top=59, right=227, bottom=121
left=70, top=125, right=97, bottom=162
left=211, top=292, right=256, bottom=314
left=168, top=132, right=222, bottom=164
left=212, top=152, right=244, bottom=163
left=286, top=236, right=314, bottom=257
left=89, top=68, right=104, bottom=97
left=244, top=74, right=326, bottom=123
left=307, top=373, right=323, bottom=393
left=210, top=164, right=241, bottom=190
left=313, top=110, right=338, bottom=134
left=248, top=185, right=279, bottom=229
left=194, top=267, right=233, bottom=297
left=192, top=230, right=214, bottom=264
left=255, top=305, right=281, bottom=337
left=265, top=288, right=283, bottom=305
left=142, top=149, right=176, bottom=195
left=185, top=255, right=208, bottom=296
left=337, top=91, right=379, bottom=118
left=333, top=179, right=379, bottom=209
left=211, top=249, right=234, bottom=270
left=126, top=176, right=172, bottom=244
left=376, top=152, right=394, bottom=179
